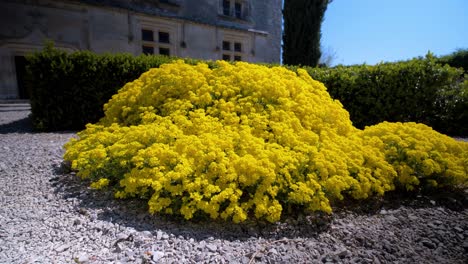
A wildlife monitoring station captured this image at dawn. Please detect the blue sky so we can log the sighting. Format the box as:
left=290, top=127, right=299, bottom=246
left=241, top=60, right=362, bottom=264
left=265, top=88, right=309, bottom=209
left=321, top=0, right=468, bottom=66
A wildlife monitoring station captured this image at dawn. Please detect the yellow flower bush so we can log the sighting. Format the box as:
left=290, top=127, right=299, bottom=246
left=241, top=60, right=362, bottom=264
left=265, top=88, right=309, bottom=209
left=360, top=122, right=468, bottom=190
left=64, top=60, right=468, bottom=223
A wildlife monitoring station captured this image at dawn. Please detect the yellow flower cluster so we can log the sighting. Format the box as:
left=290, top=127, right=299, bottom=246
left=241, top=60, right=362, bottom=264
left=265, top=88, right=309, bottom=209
left=360, top=122, right=468, bottom=190
left=64, top=60, right=468, bottom=223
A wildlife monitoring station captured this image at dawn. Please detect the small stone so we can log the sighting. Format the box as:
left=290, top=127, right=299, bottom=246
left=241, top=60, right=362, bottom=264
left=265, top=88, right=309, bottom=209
left=162, top=234, right=169, bottom=240
left=206, top=244, right=217, bottom=252
left=156, top=231, right=163, bottom=240
left=462, top=241, right=468, bottom=252
left=454, top=227, right=463, bottom=233
left=141, top=231, right=152, bottom=237
left=73, top=219, right=81, bottom=226
left=429, top=200, right=436, bottom=205
left=408, top=214, right=418, bottom=221
left=268, top=248, right=278, bottom=255
left=422, top=240, right=436, bottom=249
left=117, top=233, right=128, bottom=240
left=113, top=244, right=123, bottom=253
left=385, top=215, right=398, bottom=222
left=55, top=244, right=70, bottom=253
left=78, top=208, right=88, bottom=215
left=151, top=251, right=164, bottom=261
left=373, top=256, right=382, bottom=264
left=194, top=254, right=204, bottom=262
left=199, top=240, right=206, bottom=249
left=336, top=249, right=350, bottom=258
left=77, top=254, right=89, bottom=263
left=240, top=256, right=250, bottom=263
left=379, top=209, right=387, bottom=215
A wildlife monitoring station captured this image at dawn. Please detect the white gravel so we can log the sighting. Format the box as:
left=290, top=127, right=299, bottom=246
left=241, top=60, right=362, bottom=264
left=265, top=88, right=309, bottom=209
left=0, top=103, right=467, bottom=263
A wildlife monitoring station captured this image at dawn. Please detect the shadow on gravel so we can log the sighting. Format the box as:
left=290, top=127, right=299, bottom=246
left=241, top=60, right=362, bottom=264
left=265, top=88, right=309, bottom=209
left=331, top=189, right=468, bottom=216
left=0, top=116, right=34, bottom=134
left=50, top=164, right=331, bottom=241
left=50, top=162, right=467, bottom=242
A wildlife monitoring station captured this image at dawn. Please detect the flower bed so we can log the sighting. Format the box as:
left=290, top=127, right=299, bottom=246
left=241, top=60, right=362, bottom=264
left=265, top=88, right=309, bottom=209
left=64, top=61, right=468, bottom=223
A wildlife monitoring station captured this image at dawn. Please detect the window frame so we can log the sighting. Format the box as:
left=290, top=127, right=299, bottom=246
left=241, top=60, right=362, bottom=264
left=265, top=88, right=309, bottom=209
left=222, top=0, right=231, bottom=16
left=234, top=2, right=242, bottom=19
left=140, top=19, right=177, bottom=57
left=221, top=39, right=245, bottom=62
left=220, top=0, right=249, bottom=20
left=142, top=45, right=155, bottom=55
left=158, top=31, right=170, bottom=44
left=142, top=29, right=154, bottom=42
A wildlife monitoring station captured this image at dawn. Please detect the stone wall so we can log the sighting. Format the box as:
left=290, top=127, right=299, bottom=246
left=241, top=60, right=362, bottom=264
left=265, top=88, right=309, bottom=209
left=0, top=0, right=282, bottom=99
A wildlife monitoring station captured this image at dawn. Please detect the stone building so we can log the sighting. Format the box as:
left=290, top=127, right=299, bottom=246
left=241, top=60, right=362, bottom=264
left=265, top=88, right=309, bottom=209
left=0, top=0, right=282, bottom=99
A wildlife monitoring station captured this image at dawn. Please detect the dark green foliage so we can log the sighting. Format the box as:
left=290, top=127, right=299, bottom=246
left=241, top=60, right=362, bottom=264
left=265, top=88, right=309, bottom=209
left=26, top=45, right=466, bottom=136
left=26, top=44, right=177, bottom=131
left=282, top=0, right=330, bottom=66
left=438, top=49, right=468, bottom=73
left=306, top=54, right=467, bottom=136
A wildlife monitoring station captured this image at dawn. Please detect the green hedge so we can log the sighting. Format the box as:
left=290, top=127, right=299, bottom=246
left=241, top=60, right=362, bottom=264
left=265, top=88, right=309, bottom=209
left=26, top=46, right=467, bottom=136
left=26, top=44, right=178, bottom=131
left=438, top=49, right=468, bottom=73
left=305, top=54, right=467, bottom=136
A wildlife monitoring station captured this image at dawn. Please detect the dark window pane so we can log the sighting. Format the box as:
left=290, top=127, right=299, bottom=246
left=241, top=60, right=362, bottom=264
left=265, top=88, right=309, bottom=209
left=142, top=29, right=154, bottom=41
left=234, top=55, right=242, bottom=61
left=142, top=46, right=154, bottom=55
left=223, top=0, right=230, bottom=16
left=159, top=47, right=170, bottom=56
left=235, top=2, right=242, bottom=18
left=222, top=54, right=231, bottom=61
left=234, top=42, right=242, bottom=52
left=222, top=41, right=230, bottom=51
left=159, top=31, right=170, bottom=43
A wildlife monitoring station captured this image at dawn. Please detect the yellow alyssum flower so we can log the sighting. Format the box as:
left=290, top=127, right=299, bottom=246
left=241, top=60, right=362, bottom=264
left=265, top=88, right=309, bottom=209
left=64, top=60, right=468, bottom=223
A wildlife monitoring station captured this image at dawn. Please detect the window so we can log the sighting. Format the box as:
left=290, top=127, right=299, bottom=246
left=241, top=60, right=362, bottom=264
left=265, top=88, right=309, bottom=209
left=142, top=46, right=154, bottom=55
left=221, top=40, right=244, bottom=61
left=159, top=47, right=170, bottom=56
left=222, top=41, right=231, bottom=51
left=221, top=0, right=248, bottom=19
left=142, top=29, right=154, bottom=41
left=158, top=31, right=170, bottom=43
left=223, top=0, right=230, bottom=16
left=234, top=2, right=242, bottom=19
left=142, top=28, right=172, bottom=56
left=234, top=42, right=242, bottom=52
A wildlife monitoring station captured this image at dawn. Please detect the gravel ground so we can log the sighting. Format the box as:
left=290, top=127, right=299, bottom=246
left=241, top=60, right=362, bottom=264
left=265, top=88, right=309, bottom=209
left=0, top=103, right=467, bottom=264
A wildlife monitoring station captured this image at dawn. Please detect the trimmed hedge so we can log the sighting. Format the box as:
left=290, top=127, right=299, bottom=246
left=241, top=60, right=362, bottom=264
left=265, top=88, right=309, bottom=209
left=26, top=46, right=467, bottom=136
left=305, top=55, right=467, bottom=136
left=26, top=44, right=178, bottom=130
left=438, top=49, right=468, bottom=73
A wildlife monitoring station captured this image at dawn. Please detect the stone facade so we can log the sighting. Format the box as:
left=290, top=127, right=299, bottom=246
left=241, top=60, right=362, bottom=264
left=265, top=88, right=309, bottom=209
left=0, top=0, right=282, bottom=99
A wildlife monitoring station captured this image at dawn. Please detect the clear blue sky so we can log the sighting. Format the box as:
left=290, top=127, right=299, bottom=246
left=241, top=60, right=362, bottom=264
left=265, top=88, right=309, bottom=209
left=321, top=0, right=468, bottom=66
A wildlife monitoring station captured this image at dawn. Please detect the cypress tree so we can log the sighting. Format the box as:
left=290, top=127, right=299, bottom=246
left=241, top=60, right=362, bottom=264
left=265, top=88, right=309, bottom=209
left=283, top=0, right=331, bottom=66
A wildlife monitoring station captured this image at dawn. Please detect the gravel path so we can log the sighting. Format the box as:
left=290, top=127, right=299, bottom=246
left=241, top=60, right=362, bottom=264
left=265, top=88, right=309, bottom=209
left=0, top=103, right=467, bottom=264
